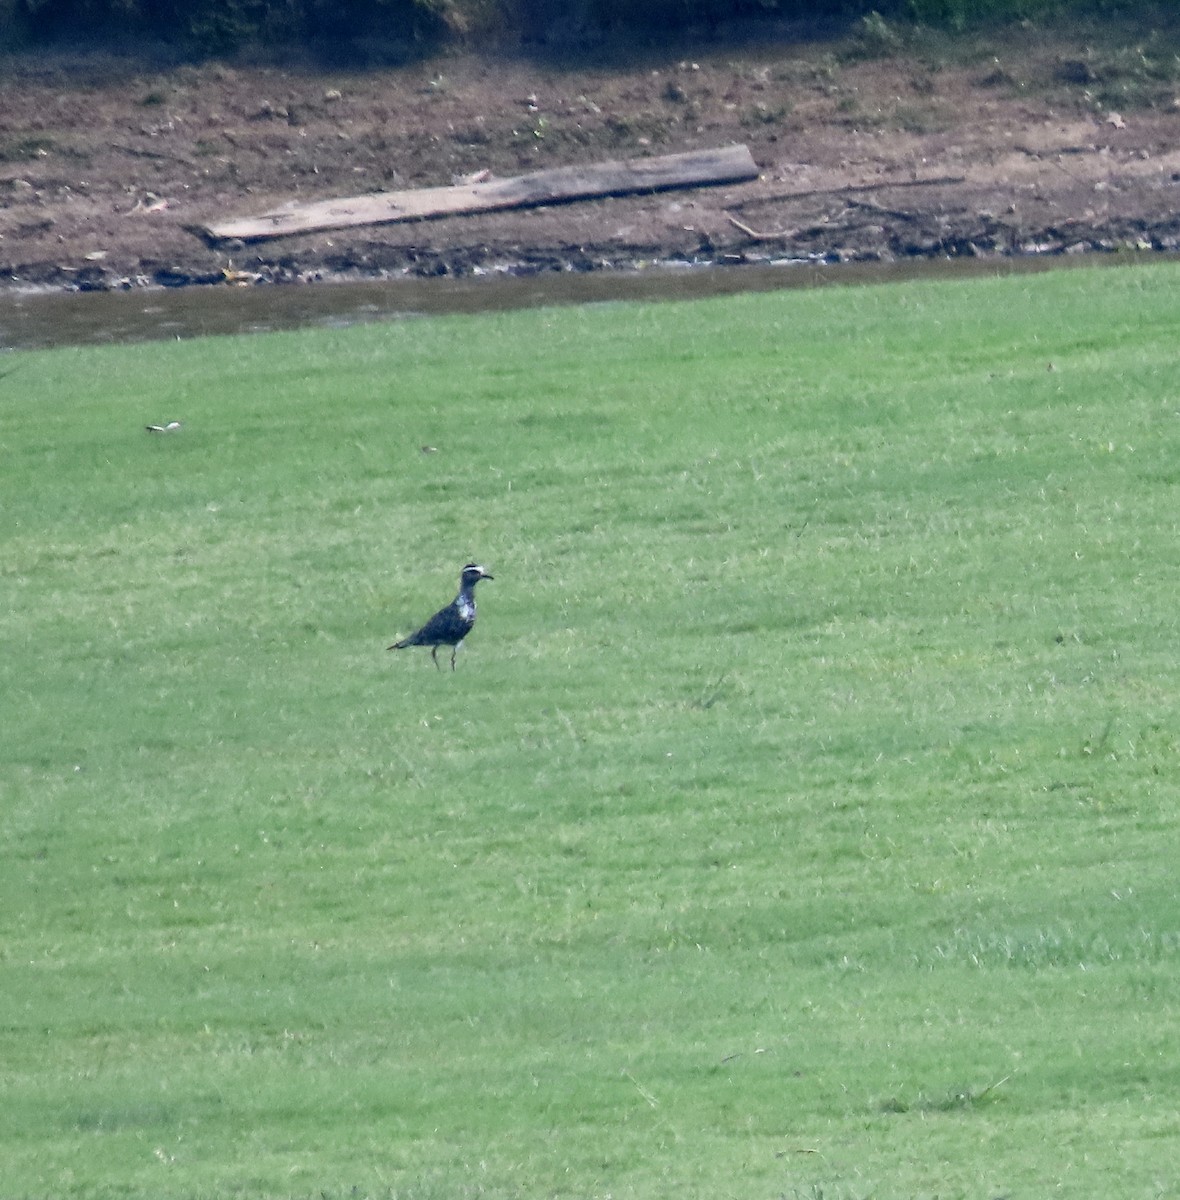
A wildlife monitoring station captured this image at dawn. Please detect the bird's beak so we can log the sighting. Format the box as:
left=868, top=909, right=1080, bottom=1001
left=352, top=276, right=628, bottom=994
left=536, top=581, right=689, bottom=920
left=482, top=571, right=494, bottom=581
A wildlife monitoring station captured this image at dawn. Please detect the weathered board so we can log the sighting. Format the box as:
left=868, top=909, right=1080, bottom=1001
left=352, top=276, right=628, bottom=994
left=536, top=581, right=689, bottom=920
left=201, top=144, right=759, bottom=243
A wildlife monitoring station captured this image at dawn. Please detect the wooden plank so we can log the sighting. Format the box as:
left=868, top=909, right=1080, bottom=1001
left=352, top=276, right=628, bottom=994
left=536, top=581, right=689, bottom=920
left=201, top=144, right=759, bottom=243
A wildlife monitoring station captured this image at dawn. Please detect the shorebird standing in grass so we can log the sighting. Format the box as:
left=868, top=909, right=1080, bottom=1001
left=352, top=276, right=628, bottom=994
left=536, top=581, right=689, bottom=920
left=388, top=563, right=494, bottom=670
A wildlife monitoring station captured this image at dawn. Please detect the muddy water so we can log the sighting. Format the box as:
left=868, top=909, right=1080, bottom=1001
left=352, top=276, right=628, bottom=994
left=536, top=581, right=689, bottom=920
left=0, top=252, right=1150, bottom=353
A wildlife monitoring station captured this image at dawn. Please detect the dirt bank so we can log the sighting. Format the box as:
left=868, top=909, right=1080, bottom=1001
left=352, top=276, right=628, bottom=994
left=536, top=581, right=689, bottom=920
left=3, top=20, right=1180, bottom=293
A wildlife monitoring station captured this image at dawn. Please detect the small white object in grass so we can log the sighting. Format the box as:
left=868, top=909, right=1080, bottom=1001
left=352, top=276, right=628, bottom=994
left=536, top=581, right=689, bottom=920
left=145, top=421, right=183, bottom=433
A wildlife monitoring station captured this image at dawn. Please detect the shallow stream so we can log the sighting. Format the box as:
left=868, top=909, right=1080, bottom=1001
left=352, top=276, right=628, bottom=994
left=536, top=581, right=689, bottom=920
left=0, top=252, right=1152, bottom=353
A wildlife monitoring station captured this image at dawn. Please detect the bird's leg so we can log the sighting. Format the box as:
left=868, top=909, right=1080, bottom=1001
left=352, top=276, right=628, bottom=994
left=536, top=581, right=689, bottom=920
left=450, top=646, right=458, bottom=671
left=431, top=646, right=441, bottom=670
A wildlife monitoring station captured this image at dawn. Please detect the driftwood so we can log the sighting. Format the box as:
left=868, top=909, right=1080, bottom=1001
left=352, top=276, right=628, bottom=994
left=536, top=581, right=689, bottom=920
left=727, top=173, right=966, bottom=212
left=724, top=208, right=873, bottom=242
left=727, top=214, right=829, bottom=241
left=201, top=144, right=760, bottom=244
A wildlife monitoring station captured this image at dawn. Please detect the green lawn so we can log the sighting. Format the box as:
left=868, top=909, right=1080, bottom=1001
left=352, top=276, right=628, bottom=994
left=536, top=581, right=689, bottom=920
left=2, top=261, right=1178, bottom=1199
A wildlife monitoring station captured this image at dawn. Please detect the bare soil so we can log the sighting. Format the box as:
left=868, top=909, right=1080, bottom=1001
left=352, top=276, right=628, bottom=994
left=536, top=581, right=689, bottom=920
left=3, top=21, right=1180, bottom=293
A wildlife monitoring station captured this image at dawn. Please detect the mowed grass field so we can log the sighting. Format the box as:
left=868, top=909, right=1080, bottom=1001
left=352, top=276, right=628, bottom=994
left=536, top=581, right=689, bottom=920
left=2, top=261, right=1178, bottom=1199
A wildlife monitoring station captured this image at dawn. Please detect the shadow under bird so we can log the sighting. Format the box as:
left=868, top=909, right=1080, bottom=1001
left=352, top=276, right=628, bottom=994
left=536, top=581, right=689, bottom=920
left=388, top=563, right=494, bottom=670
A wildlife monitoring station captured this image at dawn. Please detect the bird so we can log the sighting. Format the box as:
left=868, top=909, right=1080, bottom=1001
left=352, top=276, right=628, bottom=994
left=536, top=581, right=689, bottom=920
left=388, top=563, right=494, bottom=670
left=145, top=421, right=183, bottom=433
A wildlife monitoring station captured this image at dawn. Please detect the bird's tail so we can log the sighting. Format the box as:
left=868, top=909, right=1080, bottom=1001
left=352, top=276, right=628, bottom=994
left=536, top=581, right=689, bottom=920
left=388, top=638, right=409, bottom=651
